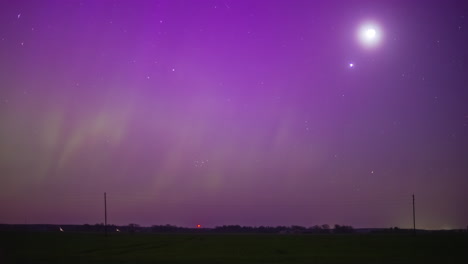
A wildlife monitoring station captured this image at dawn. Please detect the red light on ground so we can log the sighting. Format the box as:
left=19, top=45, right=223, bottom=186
left=196, top=224, right=201, bottom=228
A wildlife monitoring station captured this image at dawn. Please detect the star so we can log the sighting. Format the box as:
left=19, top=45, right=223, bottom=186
left=349, top=63, right=354, bottom=68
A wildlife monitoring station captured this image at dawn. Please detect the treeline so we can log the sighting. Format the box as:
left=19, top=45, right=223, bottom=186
left=210, top=224, right=354, bottom=234
left=2, top=224, right=466, bottom=234
left=0, top=223, right=354, bottom=233
left=0, top=223, right=353, bottom=233
left=123, top=224, right=355, bottom=233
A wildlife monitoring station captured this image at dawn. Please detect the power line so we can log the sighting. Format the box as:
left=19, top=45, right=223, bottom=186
left=104, top=192, right=107, bottom=237
left=412, top=194, right=416, bottom=235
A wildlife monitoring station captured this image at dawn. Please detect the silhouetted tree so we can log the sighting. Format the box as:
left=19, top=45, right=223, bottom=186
left=333, top=224, right=354, bottom=233
left=127, top=223, right=141, bottom=233
left=291, top=225, right=307, bottom=231
left=321, top=224, right=331, bottom=233
left=308, top=225, right=323, bottom=233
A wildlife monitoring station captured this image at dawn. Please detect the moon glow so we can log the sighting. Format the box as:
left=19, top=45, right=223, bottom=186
left=358, top=23, right=381, bottom=48
left=365, top=28, right=376, bottom=39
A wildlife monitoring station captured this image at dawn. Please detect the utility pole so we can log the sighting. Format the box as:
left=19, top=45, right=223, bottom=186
left=104, top=192, right=108, bottom=237
left=412, top=194, right=416, bottom=236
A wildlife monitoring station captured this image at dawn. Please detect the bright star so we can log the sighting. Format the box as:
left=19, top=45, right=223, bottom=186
left=349, top=63, right=354, bottom=68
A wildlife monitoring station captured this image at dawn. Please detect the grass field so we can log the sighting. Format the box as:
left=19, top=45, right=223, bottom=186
left=1, top=232, right=467, bottom=263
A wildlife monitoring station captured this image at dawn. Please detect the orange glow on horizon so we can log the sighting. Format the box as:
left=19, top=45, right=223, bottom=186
left=196, top=224, right=201, bottom=228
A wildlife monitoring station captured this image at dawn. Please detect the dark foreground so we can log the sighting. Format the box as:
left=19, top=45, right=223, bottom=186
left=1, top=232, right=467, bottom=263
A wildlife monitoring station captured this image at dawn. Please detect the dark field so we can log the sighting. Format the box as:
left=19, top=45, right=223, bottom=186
left=1, top=232, right=467, bottom=263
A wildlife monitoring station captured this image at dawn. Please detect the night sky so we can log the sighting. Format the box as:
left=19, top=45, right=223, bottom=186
left=1, top=0, right=467, bottom=229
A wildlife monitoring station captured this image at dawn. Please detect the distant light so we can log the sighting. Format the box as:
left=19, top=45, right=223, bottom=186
left=116, top=228, right=120, bottom=232
left=59, top=227, right=64, bottom=232
left=197, top=224, right=201, bottom=228
left=349, top=63, right=354, bottom=68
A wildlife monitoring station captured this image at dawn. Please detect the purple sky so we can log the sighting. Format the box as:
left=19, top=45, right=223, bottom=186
left=1, top=0, right=467, bottom=229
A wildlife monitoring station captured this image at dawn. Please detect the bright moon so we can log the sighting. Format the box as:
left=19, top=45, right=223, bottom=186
left=365, top=29, right=376, bottom=39
left=358, top=23, right=381, bottom=48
